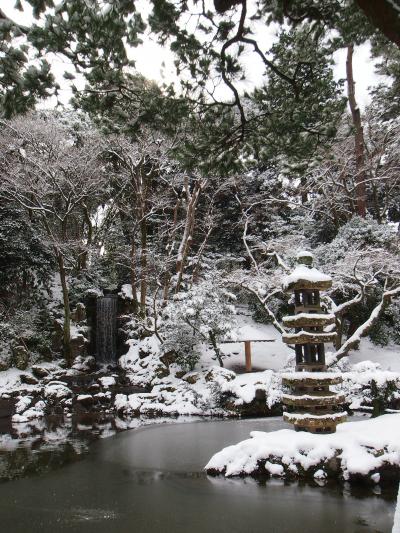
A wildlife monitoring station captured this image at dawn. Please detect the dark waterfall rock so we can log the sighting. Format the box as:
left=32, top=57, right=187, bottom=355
left=51, top=319, right=64, bottom=353
left=0, top=398, right=17, bottom=419
left=70, top=334, right=87, bottom=360
left=11, top=346, right=29, bottom=370
left=71, top=302, right=86, bottom=323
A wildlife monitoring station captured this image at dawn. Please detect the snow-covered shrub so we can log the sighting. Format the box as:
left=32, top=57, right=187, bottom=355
left=161, top=278, right=237, bottom=368
left=162, top=323, right=201, bottom=371
left=68, top=270, right=105, bottom=308
left=337, top=361, right=400, bottom=414
left=119, top=335, right=169, bottom=387
left=0, top=306, right=54, bottom=368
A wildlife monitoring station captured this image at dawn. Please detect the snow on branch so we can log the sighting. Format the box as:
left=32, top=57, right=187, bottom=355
left=228, top=276, right=285, bottom=335
left=328, top=284, right=400, bottom=367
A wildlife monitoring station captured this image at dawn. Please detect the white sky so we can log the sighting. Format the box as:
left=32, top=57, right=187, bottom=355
left=3, top=0, right=382, bottom=110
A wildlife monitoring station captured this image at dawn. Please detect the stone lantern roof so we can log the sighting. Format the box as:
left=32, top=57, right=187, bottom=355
left=282, top=252, right=332, bottom=292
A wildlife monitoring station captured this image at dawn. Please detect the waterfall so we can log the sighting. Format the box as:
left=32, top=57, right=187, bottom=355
left=96, top=296, right=117, bottom=364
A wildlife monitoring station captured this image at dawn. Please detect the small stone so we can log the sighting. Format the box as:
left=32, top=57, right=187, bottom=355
left=76, top=394, right=94, bottom=407
left=44, top=382, right=72, bottom=402
left=0, top=358, right=10, bottom=371
left=20, top=374, right=39, bottom=385
left=154, top=365, right=169, bottom=379
left=314, top=469, right=327, bottom=480
left=182, top=372, right=200, bottom=384
left=205, top=367, right=236, bottom=383
left=31, top=365, right=50, bottom=379
left=370, top=472, right=380, bottom=484
left=99, top=376, right=116, bottom=388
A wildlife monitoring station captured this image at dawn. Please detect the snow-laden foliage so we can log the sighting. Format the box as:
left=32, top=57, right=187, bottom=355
left=161, top=277, right=237, bottom=369
left=316, top=216, right=400, bottom=295
left=337, top=361, right=400, bottom=414
left=369, top=300, right=400, bottom=346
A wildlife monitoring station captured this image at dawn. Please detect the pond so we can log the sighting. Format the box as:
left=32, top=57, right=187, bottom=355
left=0, top=417, right=397, bottom=533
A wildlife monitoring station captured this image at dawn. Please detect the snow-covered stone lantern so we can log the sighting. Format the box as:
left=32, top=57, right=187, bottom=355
left=281, top=251, right=346, bottom=433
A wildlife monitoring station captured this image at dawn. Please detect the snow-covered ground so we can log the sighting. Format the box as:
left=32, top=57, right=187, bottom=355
left=206, top=413, right=400, bottom=481
left=199, top=315, right=290, bottom=373
left=201, top=313, right=400, bottom=373
left=349, top=338, right=400, bottom=372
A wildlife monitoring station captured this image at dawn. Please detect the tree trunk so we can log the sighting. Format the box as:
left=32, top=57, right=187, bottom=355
left=175, top=180, right=202, bottom=293
left=191, top=225, right=213, bottom=284
left=163, top=197, right=181, bottom=304
left=328, top=285, right=400, bottom=367
left=300, top=176, right=308, bottom=204
left=139, top=216, right=148, bottom=317
left=80, top=205, right=93, bottom=270
left=209, top=331, right=224, bottom=367
left=371, top=182, right=382, bottom=223
left=57, top=252, right=72, bottom=366
left=335, top=317, right=343, bottom=351
left=130, top=234, right=139, bottom=314
left=346, top=44, right=367, bottom=218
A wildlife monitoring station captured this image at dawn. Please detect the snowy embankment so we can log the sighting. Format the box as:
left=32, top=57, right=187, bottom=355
left=114, top=367, right=283, bottom=418
left=205, top=414, right=400, bottom=483
left=115, top=332, right=284, bottom=417
left=2, top=312, right=400, bottom=422
left=114, top=329, right=400, bottom=418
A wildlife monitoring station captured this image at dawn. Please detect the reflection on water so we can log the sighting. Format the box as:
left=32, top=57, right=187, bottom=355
left=0, top=414, right=203, bottom=482
left=0, top=414, right=121, bottom=482
left=0, top=417, right=397, bottom=533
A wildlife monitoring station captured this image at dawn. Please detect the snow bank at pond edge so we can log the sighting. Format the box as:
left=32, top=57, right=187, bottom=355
left=205, top=414, right=400, bottom=483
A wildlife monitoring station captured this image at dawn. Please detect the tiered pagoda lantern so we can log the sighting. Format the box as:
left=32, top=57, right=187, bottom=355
left=281, top=251, right=346, bottom=433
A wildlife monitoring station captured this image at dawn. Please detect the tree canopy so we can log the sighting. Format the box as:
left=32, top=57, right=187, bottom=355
left=1, top=1, right=399, bottom=173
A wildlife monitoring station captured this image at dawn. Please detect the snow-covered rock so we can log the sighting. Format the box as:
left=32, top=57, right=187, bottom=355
left=72, top=356, right=95, bottom=372
left=12, top=401, right=46, bottom=422
left=99, top=376, right=116, bottom=388
left=220, top=370, right=282, bottom=408
left=44, top=381, right=72, bottom=402
left=205, top=414, right=400, bottom=482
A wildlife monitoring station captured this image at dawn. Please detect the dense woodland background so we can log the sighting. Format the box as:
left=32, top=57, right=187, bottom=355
left=1, top=0, right=400, bottom=372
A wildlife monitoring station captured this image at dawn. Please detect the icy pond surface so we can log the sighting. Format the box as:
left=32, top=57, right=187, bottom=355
left=0, top=417, right=397, bottom=533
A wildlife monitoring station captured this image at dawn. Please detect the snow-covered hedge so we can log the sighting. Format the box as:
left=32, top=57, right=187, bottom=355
left=336, top=361, right=400, bottom=413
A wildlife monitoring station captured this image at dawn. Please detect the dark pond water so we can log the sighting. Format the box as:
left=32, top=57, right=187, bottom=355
left=0, top=416, right=397, bottom=533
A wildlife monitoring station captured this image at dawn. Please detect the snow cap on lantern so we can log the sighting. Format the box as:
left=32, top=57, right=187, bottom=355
left=282, top=251, right=332, bottom=292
